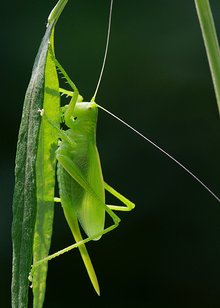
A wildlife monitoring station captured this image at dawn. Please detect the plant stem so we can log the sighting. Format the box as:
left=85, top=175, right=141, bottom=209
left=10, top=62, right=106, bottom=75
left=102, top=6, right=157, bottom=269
left=195, top=0, right=220, bottom=115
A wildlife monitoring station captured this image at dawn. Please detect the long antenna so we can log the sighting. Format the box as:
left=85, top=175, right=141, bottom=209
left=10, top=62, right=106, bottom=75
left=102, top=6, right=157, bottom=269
left=97, top=104, right=220, bottom=203
left=92, top=0, right=113, bottom=101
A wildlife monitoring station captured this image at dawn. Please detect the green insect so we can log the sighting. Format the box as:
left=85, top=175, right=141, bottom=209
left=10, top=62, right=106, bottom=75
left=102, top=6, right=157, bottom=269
left=48, top=60, right=134, bottom=295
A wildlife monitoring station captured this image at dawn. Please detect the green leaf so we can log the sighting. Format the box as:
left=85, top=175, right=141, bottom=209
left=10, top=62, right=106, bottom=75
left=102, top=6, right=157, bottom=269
left=32, top=32, right=60, bottom=308
left=11, top=1, right=68, bottom=307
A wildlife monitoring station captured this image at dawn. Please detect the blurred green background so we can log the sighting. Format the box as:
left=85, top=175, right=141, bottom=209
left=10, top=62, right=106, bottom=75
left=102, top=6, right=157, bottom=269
left=1, top=0, right=220, bottom=307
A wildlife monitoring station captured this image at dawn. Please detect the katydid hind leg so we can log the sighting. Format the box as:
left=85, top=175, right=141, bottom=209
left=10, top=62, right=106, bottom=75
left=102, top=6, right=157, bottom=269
left=65, top=212, right=100, bottom=295
left=104, top=182, right=135, bottom=212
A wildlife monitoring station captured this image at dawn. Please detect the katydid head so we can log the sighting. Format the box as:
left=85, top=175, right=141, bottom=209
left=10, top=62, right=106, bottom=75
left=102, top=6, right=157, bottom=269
left=66, top=102, right=98, bottom=134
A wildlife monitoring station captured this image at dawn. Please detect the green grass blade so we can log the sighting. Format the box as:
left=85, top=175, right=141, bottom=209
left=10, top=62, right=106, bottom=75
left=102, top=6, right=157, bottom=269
left=195, top=0, right=220, bottom=115
left=11, top=1, right=68, bottom=307
left=32, top=30, right=60, bottom=308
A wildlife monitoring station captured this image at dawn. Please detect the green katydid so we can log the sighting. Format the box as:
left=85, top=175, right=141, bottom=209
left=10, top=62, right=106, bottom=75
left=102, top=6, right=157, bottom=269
left=36, top=60, right=135, bottom=296
left=30, top=0, right=220, bottom=298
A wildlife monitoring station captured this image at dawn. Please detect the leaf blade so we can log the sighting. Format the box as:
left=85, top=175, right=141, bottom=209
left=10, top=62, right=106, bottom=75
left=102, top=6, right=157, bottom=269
left=32, top=32, right=60, bottom=308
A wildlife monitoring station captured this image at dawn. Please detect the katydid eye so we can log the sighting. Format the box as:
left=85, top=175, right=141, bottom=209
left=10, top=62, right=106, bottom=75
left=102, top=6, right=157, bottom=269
left=74, top=117, right=77, bottom=120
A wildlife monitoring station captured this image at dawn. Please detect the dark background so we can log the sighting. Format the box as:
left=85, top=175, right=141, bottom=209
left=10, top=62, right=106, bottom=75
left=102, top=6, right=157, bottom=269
left=1, top=0, right=220, bottom=307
